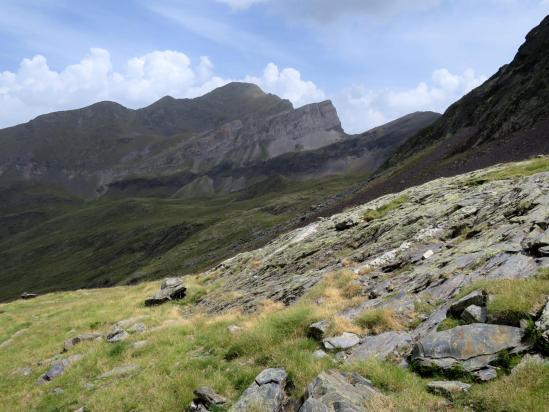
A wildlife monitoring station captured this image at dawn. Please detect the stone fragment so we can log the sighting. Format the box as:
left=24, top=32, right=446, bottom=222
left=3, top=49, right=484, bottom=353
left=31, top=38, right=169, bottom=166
left=308, top=320, right=330, bottom=340
left=460, top=305, right=487, bottom=324
left=334, top=218, right=357, bottom=231
left=535, top=299, right=549, bottom=344
left=299, top=369, right=379, bottom=411
left=106, top=327, right=129, bottom=343
left=427, top=381, right=470, bottom=399
left=127, top=323, right=146, bottom=334
left=473, top=367, right=498, bottom=382
left=16, top=367, right=32, bottom=376
left=227, top=324, right=242, bottom=334
left=98, top=364, right=139, bottom=379
left=422, top=249, right=434, bottom=259
left=192, top=386, right=227, bottom=410
left=63, top=333, right=102, bottom=351
left=52, top=387, right=64, bottom=395
left=145, top=278, right=187, bottom=306
left=448, top=290, right=487, bottom=317
left=229, top=368, right=288, bottom=412
left=20, top=292, right=38, bottom=299
left=323, top=333, right=360, bottom=351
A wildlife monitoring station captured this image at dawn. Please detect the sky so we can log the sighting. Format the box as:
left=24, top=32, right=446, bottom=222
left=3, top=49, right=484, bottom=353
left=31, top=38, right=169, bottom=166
left=0, top=0, right=548, bottom=133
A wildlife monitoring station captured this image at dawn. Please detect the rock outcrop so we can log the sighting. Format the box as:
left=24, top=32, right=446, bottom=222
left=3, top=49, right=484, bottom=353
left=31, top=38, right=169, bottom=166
left=230, top=368, right=289, bottom=412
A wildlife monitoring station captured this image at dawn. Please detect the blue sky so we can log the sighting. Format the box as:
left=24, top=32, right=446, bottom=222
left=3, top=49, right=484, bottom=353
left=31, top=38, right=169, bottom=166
left=0, top=0, right=548, bottom=132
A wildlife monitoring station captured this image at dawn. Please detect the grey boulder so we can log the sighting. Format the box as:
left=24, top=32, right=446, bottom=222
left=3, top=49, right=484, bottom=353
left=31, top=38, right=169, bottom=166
left=299, top=369, right=379, bottom=411
left=346, top=331, right=412, bottom=363
left=427, top=381, right=471, bottom=399
left=63, top=333, right=102, bottom=351
left=323, top=333, right=360, bottom=351
left=412, top=324, right=529, bottom=372
left=37, top=354, right=82, bottom=384
left=145, top=278, right=187, bottom=306
left=448, top=290, right=487, bottom=317
left=106, top=327, right=129, bottom=343
left=230, top=368, right=288, bottom=412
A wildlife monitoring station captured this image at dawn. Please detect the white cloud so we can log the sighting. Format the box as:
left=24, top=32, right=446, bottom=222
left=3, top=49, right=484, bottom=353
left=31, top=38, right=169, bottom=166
left=244, top=62, right=325, bottom=107
left=334, top=68, right=487, bottom=133
left=215, top=0, right=267, bottom=10
left=0, top=49, right=324, bottom=128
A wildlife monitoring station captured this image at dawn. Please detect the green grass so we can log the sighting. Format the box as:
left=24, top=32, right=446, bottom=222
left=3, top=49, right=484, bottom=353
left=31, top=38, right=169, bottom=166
left=362, top=195, right=409, bottom=222
left=465, top=156, right=549, bottom=186
left=0, top=174, right=364, bottom=301
left=354, top=308, right=403, bottom=334
left=454, top=268, right=549, bottom=324
left=437, top=317, right=462, bottom=332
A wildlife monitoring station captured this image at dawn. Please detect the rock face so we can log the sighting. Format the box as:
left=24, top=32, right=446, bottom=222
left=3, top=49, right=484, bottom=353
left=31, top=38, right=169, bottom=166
left=98, top=364, right=139, bottom=379
left=346, top=331, right=412, bottom=363
left=106, top=327, right=129, bottom=343
left=144, top=278, right=187, bottom=306
left=230, top=368, right=289, bottom=412
left=299, top=370, right=379, bottom=411
left=412, top=324, right=528, bottom=372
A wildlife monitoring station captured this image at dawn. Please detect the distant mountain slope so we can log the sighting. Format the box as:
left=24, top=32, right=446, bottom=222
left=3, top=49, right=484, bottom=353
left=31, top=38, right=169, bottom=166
left=327, top=14, right=549, bottom=212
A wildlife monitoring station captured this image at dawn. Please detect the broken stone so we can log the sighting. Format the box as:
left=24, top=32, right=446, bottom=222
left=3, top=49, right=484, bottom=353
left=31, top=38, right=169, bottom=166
left=145, top=278, right=187, bottom=306
left=535, top=299, right=549, bottom=345
left=323, top=332, right=360, bottom=351
left=20, top=292, right=38, bottom=299
left=308, top=320, right=330, bottom=341
left=106, top=327, right=129, bottom=343
left=63, top=333, right=102, bottom=351
left=192, top=386, right=227, bottom=409
left=312, top=349, right=327, bottom=359
left=98, top=364, right=139, bottom=379
left=460, top=305, right=487, bottom=324
left=37, top=354, right=82, bottom=384
left=227, top=324, right=242, bottom=334
left=334, top=218, right=357, bottom=231
left=427, top=381, right=471, bottom=399
left=422, top=249, right=434, bottom=260
left=346, top=331, right=412, bottom=363
left=448, top=290, right=487, bottom=317
left=229, top=368, right=288, bottom=412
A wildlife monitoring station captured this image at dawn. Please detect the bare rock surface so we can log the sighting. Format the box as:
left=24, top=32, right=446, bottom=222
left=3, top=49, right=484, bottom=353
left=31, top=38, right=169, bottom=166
left=229, top=368, right=289, bottom=412
left=346, top=331, right=412, bottom=363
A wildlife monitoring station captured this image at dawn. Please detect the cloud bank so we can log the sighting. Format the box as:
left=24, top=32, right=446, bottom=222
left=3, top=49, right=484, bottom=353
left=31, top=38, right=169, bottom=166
left=0, top=48, right=484, bottom=132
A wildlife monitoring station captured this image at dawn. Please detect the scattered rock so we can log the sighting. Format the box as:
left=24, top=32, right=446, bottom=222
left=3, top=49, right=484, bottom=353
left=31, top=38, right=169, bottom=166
left=412, top=324, right=529, bottom=372
left=323, top=332, right=360, bottom=351
left=334, top=218, right=357, bottom=231
left=106, top=327, right=129, bottom=343
left=63, top=333, right=102, bottom=351
left=473, top=367, right=498, bottom=382
left=312, top=349, right=327, bottom=359
left=299, top=369, right=379, bottom=411
left=116, top=316, right=147, bottom=328
left=20, top=292, right=38, bottom=299
left=191, top=386, right=227, bottom=411
left=37, top=354, right=82, bottom=384
left=461, top=305, right=487, bottom=324
left=127, top=322, right=146, bottom=334
left=308, top=320, right=330, bottom=341
left=145, top=277, right=187, bottom=306
left=132, top=340, right=148, bottom=349
left=346, top=331, right=412, bottom=363
left=448, top=290, right=487, bottom=318
left=98, top=364, right=139, bottom=379
left=427, top=381, right=471, bottom=399
left=229, top=368, right=288, bottom=412
left=512, top=354, right=548, bottom=374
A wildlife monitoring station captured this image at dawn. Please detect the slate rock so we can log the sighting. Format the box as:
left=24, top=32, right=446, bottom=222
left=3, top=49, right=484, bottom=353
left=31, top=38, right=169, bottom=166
left=448, top=291, right=487, bottom=317
left=334, top=218, right=357, bottom=231
left=145, top=278, right=187, bottom=306
left=461, top=305, right=487, bottom=324
left=192, top=386, right=227, bottom=409
left=63, top=333, right=102, bottom=351
left=106, top=327, right=129, bottom=343
left=473, top=367, right=498, bottom=382
left=427, top=381, right=470, bottom=399
left=412, top=324, right=529, bottom=372
left=227, top=324, right=242, bottom=334
left=20, top=292, right=38, bottom=299
left=346, top=331, right=412, bottom=363
left=323, top=333, right=360, bottom=351
left=308, top=320, right=330, bottom=341
left=229, top=368, right=288, bottom=412
left=299, top=369, right=379, bottom=411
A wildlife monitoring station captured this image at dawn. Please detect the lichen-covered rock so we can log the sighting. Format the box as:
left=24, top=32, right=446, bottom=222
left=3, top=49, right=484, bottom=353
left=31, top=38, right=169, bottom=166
left=299, top=369, right=379, bottom=411
left=36, top=354, right=82, bottom=384
left=427, top=381, right=471, bottom=399
left=346, top=331, right=412, bottom=363
left=145, top=278, right=187, bottom=306
left=473, top=367, right=498, bottom=382
left=412, top=324, right=529, bottom=372
left=323, top=333, right=360, bottom=351
left=229, top=368, right=289, bottom=412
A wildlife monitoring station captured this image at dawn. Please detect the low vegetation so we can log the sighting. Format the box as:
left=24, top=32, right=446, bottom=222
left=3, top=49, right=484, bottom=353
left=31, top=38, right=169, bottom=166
left=362, top=195, right=409, bottom=222
left=354, top=308, right=404, bottom=334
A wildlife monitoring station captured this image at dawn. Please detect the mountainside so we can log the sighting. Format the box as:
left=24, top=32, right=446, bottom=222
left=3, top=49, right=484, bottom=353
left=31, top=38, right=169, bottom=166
left=1, top=158, right=547, bottom=411
left=330, top=14, right=549, bottom=213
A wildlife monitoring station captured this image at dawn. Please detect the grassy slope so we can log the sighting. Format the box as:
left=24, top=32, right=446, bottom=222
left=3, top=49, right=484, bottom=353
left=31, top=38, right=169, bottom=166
left=0, top=174, right=364, bottom=301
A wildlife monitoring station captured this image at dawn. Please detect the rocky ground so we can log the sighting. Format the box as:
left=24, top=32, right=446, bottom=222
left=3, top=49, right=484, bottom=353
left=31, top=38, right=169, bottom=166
left=0, top=157, right=548, bottom=411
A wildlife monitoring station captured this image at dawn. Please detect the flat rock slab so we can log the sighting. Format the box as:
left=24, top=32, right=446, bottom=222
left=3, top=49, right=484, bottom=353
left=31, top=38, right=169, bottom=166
left=145, top=279, right=187, bottom=306
left=193, top=386, right=227, bottom=409
left=98, top=364, right=139, bottom=379
left=412, top=324, right=528, bottom=371
left=346, top=331, right=412, bottom=363
left=427, top=381, right=471, bottom=399
left=230, top=368, right=288, bottom=412
left=106, top=327, right=129, bottom=343
left=323, top=333, right=360, bottom=351
left=64, top=333, right=102, bottom=351
left=299, top=369, right=379, bottom=411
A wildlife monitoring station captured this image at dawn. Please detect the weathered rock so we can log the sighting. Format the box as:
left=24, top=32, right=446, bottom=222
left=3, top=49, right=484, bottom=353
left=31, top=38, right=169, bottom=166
left=334, top=218, right=357, bottom=231
left=308, top=320, right=330, bottom=340
left=192, top=386, right=227, bottom=410
left=323, top=333, right=360, bottom=351
left=106, top=327, right=129, bottom=343
left=427, top=381, right=470, bottom=399
left=535, top=299, right=549, bottom=344
left=448, top=291, right=487, bottom=317
left=346, top=331, right=412, bottom=363
left=461, top=305, right=487, bottom=324
left=63, top=333, right=102, bottom=351
left=299, top=369, right=379, bottom=411
left=145, top=278, right=187, bottom=306
left=37, top=354, right=82, bottom=384
left=128, top=323, right=146, bottom=334
left=20, top=292, right=38, bottom=299
left=422, top=249, right=434, bottom=260
left=473, top=367, right=498, bottom=382
left=230, top=368, right=288, bottom=412
left=98, top=364, right=139, bottom=379
left=412, top=324, right=528, bottom=372
left=312, top=350, right=328, bottom=359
